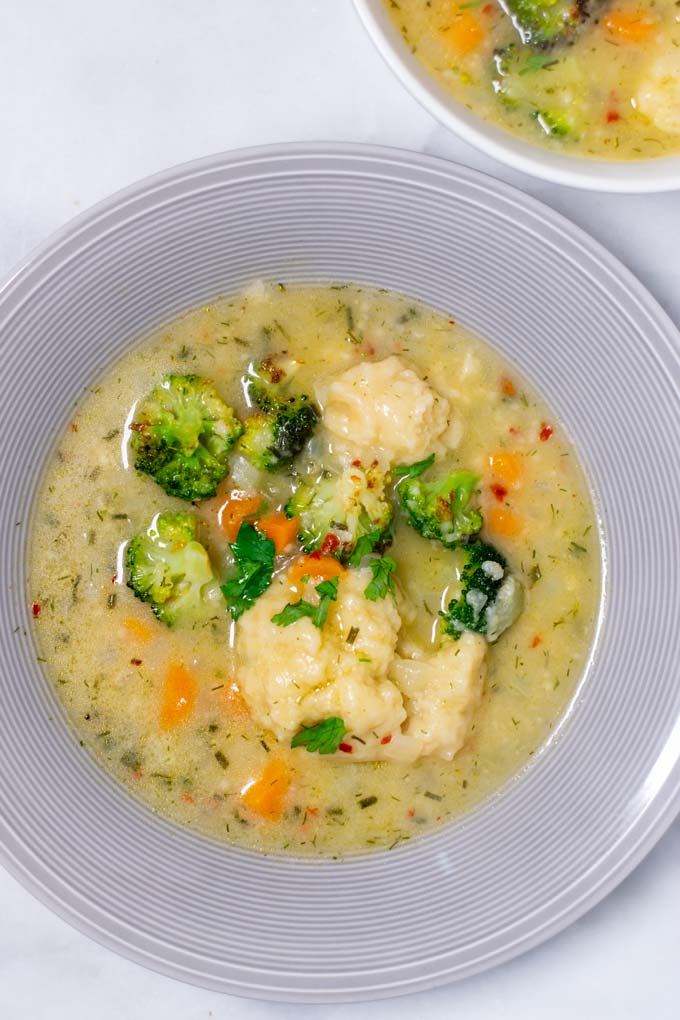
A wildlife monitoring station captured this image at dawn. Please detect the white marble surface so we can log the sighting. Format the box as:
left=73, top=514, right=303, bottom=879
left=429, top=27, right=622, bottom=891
left=1, top=1, right=679, bottom=1016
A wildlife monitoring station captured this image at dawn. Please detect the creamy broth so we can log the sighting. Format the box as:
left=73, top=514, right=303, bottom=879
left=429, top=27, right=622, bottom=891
left=385, top=0, right=680, bottom=160
left=29, top=284, right=599, bottom=856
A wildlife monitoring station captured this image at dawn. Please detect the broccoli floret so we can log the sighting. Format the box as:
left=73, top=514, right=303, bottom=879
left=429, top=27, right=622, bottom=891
left=440, top=542, right=524, bottom=642
left=239, top=363, right=318, bottom=472
left=130, top=374, right=243, bottom=500
left=532, top=108, right=575, bottom=138
left=493, top=45, right=584, bottom=142
left=503, top=0, right=588, bottom=48
left=398, top=468, right=482, bottom=547
left=286, top=462, right=392, bottom=561
left=126, top=511, right=220, bottom=626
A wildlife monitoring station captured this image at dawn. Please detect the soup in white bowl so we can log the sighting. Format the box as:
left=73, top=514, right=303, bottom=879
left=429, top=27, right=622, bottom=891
left=30, top=282, right=598, bottom=856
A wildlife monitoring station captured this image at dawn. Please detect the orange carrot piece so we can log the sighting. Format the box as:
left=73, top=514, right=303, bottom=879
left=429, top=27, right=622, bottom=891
left=288, top=554, right=345, bottom=587
left=487, top=507, right=523, bottom=539
left=218, top=491, right=264, bottom=541
left=241, top=760, right=290, bottom=821
left=488, top=451, right=523, bottom=489
left=123, top=617, right=154, bottom=643
left=500, top=375, right=516, bottom=398
left=256, top=513, right=299, bottom=554
left=218, top=681, right=251, bottom=720
left=603, top=10, right=657, bottom=41
left=160, top=663, right=197, bottom=730
left=441, top=10, right=485, bottom=54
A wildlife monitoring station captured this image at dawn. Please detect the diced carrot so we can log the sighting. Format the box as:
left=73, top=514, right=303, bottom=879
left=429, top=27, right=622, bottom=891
left=488, top=451, right=523, bottom=488
left=441, top=10, right=485, bottom=54
left=603, top=10, right=657, bottom=42
left=123, top=617, right=154, bottom=643
left=256, top=512, right=299, bottom=554
left=160, top=663, right=197, bottom=730
left=500, top=376, right=516, bottom=398
left=288, top=554, right=345, bottom=587
left=241, top=760, right=290, bottom=821
left=218, top=491, right=263, bottom=541
left=487, top=507, right=523, bottom=539
left=217, top=681, right=251, bottom=720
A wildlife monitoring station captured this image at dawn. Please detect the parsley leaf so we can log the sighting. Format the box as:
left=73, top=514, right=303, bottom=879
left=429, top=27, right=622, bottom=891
left=271, top=600, right=316, bottom=626
left=314, top=577, right=340, bottom=627
left=348, top=529, right=383, bottom=566
left=291, top=717, right=346, bottom=754
left=220, top=522, right=275, bottom=621
left=520, top=53, right=559, bottom=75
left=393, top=453, right=435, bottom=479
left=271, top=575, right=339, bottom=629
left=364, top=556, right=397, bottom=601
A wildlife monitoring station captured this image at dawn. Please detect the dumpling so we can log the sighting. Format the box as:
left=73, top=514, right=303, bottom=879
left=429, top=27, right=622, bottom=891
left=319, top=356, right=459, bottom=467
left=637, top=52, right=680, bottom=135
left=388, top=633, right=486, bottom=761
left=235, top=567, right=406, bottom=744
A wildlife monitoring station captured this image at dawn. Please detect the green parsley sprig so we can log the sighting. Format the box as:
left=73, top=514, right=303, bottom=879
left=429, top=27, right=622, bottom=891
left=393, top=453, right=435, bottom=480
left=291, top=717, right=346, bottom=754
left=271, top=576, right=340, bottom=629
left=364, top=556, right=397, bottom=601
left=220, top=522, right=275, bottom=621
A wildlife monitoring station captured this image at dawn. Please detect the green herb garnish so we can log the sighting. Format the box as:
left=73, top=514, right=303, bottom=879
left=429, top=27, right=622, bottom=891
left=291, top=717, right=346, bottom=754
left=271, top=576, right=340, bottom=629
left=364, top=556, right=397, bottom=601
left=520, top=53, right=559, bottom=75
left=221, top=522, right=275, bottom=621
left=348, top=528, right=384, bottom=566
left=393, top=453, right=435, bottom=479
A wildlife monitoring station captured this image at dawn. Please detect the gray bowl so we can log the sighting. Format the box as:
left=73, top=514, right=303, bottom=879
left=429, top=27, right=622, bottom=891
left=1, top=144, right=679, bottom=1002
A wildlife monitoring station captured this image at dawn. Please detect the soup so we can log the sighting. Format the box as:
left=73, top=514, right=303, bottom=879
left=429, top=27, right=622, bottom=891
left=384, top=0, right=680, bottom=160
left=29, top=283, right=599, bottom=856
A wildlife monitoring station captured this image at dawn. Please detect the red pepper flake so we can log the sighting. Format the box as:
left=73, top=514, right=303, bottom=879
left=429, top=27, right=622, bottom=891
left=111, top=574, right=118, bottom=584
left=321, top=532, right=340, bottom=555
left=539, top=422, right=554, bottom=442
left=380, top=734, right=392, bottom=745
left=351, top=459, right=362, bottom=468
left=338, top=742, right=353, bottom=754
left=130, top=657, right=142, bottom=666
left=181, top=794, right=194, bottom=804
left=31, top=602, right=41, bottom=618
left=482, top=1, right=494, bottom=11
left=70, top=422, right=78, bottom=432
left=490, top=483, right=508, bottom=503
left=407, top=808, right=415, bottom=818
left=531, top=635, right=542, bottom=648
left=508, top=426, right=521, bottom=436
left=132, top=770, right=143, bottom=781
left=606, top=111, right=620, bottom=123
left=362, top=343, right=376, bottom=357
left=500, top=376, right=516, bottom=398
left=309, top=550, right=322, bottom=561
left=306, top=806, right=319, bottom=816
left=448, top=319, right=456, bottom=325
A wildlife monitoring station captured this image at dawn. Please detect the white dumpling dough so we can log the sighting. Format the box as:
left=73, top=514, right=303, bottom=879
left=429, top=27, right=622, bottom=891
left=319, top=355, right=460, bottom=467
left=637, top=51, right=680, bottom=135
left=236, top=566, right=486, bottom=763
left=389, top=634, right=486, bottom=761
left=236, top=567, right=406, bottom=744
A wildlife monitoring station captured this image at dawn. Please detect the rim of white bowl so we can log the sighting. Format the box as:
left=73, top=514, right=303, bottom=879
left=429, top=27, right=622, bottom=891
left=353, top=0, right=680, bottom=193
left=1, top=143, right=680, bottom=1002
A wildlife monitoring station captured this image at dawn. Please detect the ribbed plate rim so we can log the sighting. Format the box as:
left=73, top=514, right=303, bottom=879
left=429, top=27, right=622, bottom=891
left=1, top=142, right=679, bottom=1003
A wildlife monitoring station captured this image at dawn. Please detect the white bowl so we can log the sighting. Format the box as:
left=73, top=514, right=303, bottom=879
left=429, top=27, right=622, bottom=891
left=2, top=144, right=680, bottom=1001
left=353, top=0, right=680, bottom=192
